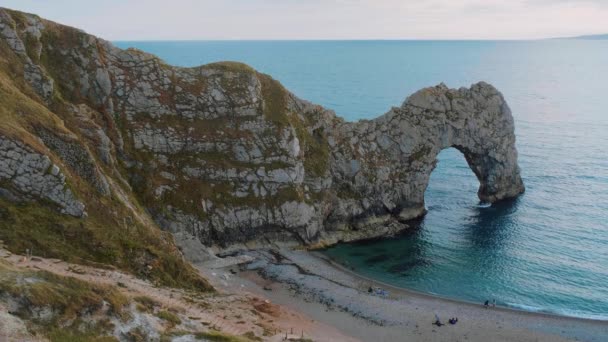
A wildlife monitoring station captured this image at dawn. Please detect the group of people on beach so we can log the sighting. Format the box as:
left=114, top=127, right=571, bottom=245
left=366, top=284, right=500, bottom=328
left=433, top=314, right=458, bottom=326
left=433, top=299, right=497, bottom=327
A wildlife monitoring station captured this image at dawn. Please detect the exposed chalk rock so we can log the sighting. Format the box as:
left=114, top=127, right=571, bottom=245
left=0, top=136, right=86, bottom=217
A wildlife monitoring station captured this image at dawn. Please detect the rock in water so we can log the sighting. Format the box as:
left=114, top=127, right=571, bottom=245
left=0, top=8, right=523, bottom=252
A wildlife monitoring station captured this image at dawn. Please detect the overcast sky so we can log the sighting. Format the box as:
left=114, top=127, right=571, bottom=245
left=3, top=0, right=608, bottom=40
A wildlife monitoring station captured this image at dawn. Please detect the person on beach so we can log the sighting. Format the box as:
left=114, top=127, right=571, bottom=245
left=449, top=317, right=458, bottom=325
left=484, top=300, right=489, bottom=308
left=492, top=299, right=496, bottom=307
left=434, top=314, right=444, bottom=326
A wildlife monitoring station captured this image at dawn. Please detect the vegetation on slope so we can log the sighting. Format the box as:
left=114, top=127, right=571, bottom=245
left=0, top=259, right=123, bottom=341
left=0, top=198, right=212, bottom=291
left=259, top=72, right=330, bottom=177
left=0, top=13, right=212, bottom=292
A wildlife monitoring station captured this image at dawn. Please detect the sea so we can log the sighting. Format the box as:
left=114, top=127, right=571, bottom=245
left=114, top=40, right=608, bottom=320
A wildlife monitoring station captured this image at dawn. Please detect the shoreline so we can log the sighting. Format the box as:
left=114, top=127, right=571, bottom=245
left=201, top=247, right=608, bottom=342
left=312, top=251, right=608, bottom=323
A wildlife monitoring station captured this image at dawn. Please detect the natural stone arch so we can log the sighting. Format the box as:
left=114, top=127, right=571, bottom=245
left=328, top=82, right=525, bottom=227
left=416, top=142, right=513, bottom=216
left=403, top=83, right=525, bottom=206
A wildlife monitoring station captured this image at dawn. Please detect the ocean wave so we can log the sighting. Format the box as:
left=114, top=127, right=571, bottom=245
left=551, top=309, right=608, bottom=321
left=504, top=302, right=608, bottom=321
left=504, top=302, right=544, bottom=313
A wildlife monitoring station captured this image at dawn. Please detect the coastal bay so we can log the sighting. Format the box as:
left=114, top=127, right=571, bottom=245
left=198, top=248, right=608, bottom=342
left=119, top=39, right=608, bottom=321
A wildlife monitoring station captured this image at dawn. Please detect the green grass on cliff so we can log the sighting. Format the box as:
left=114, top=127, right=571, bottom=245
left=0, top=39, right=69, bottom=144
left=259, top=73, right=289, bottom=126
left=203, top=61, right=256, bottom=74
left=0, top=260, right=123, bottom=341
left=157, top=310, right=182, bottom=326
left=193, top=331, right=254, bottom=342
left=291, top=112, right=330, bottom=178
left=0, top=198, right=213, bottom=292
left=258, top=73, right=330, bottom=177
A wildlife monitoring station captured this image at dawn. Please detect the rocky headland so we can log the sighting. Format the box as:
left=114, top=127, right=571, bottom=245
left=0, top=7, right=523, bottom=251
left=0, top=7, right=528, bottom=341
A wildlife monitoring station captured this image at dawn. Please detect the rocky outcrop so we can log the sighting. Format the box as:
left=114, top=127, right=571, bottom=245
left=326, top=82, right=524, bottom=227
left=0, top=10, right=53, bottom=102
left=0, top=136, right=85, bottom=217
left=35, top=128, right=111, bottom=196
left=0, top=8, right=524, bottom=251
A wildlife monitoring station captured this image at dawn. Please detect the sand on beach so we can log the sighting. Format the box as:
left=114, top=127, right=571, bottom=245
left=202, top=248, right=608, bottom=342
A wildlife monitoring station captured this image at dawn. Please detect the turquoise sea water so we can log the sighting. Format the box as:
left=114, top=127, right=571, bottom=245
left=115, top=40, right=608, bottom=320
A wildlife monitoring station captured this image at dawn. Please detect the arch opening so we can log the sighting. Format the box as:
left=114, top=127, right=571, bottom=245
left=424, top=148, right=482, bottom=213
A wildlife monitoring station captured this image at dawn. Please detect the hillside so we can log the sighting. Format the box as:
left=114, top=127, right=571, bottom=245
left=0, top=8, right=212, bottom=289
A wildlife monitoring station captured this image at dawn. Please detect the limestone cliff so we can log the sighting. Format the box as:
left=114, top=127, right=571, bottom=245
left=0, top=8, right=524, bottom=257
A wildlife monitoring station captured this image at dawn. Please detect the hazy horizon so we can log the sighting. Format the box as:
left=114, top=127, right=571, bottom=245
left=109, top=35, right=605, bottom=42
left=3, top=0, right=608, bottom=41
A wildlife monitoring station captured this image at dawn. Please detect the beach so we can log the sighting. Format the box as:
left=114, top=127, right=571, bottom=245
left=2, top=240, right=606, bottom=342
left=198, top=248, right=608, bottom=342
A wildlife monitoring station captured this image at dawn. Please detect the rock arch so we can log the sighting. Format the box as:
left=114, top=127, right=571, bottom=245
left=328, top=82, right=525, bottom=226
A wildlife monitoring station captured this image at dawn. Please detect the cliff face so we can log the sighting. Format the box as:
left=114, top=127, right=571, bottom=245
left=0, top=8, right=524, bottom=255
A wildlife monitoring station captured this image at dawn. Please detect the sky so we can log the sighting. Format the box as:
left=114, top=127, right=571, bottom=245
left=2, top=0, right=608, bottom=40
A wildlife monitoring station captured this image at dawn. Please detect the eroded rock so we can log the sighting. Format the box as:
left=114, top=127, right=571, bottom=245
left=0, top=8, right=524, bottom=250
left=0, top=136, right=86, bottom=217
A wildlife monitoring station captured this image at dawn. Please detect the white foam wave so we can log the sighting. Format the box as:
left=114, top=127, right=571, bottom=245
left=504, top=302, right=608, bottom=321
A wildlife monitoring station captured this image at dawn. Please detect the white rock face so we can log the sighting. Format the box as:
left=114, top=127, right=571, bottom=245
left=0, top=136, right=86, bottom=217
left=0, top=10, right=54, bottom=102
left=326, top=82, right=525, bottom=226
